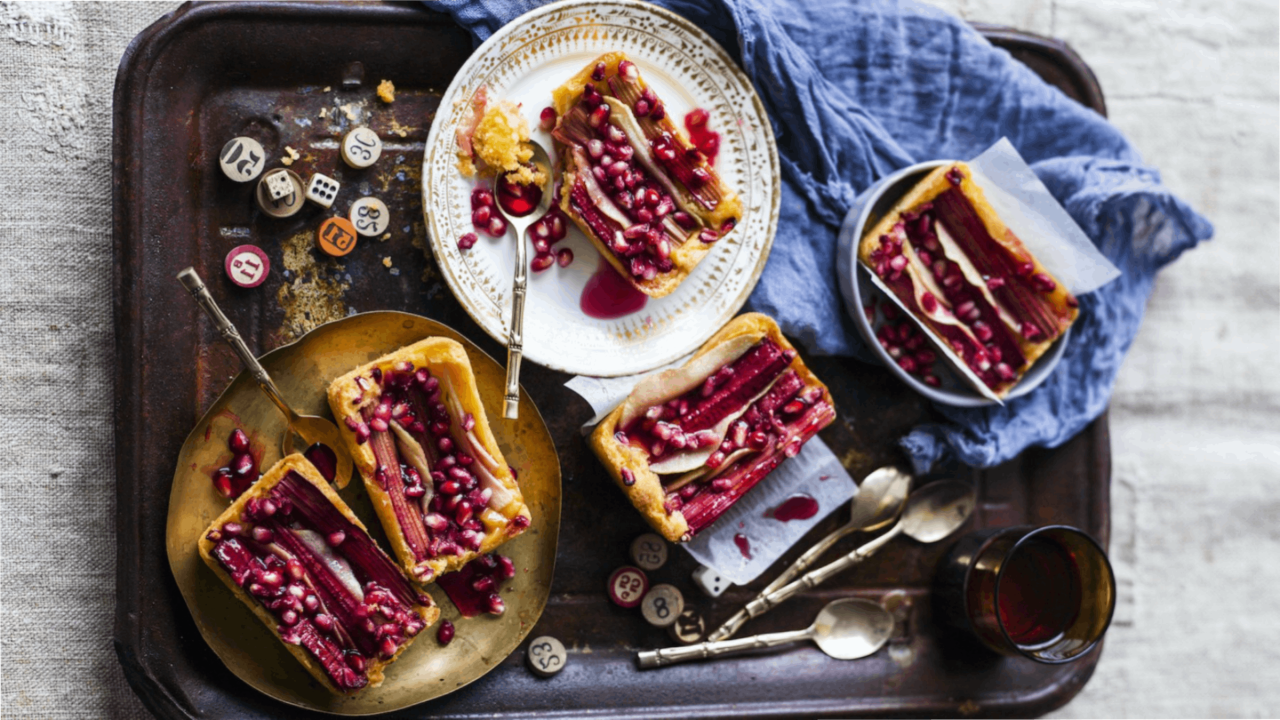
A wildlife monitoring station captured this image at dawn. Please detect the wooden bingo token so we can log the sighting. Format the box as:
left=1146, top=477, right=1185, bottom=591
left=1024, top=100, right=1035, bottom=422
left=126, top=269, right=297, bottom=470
left=629, top=533, right=668, bottom=571
left=341, top=127, right=383, bottom=169
left=256, top=169, right=304, bottom=219
left=667, top=607, right=706, bottom=645
left=224, top=244, right=269, bottom=288
left=219, top=136, right=266, bottom=182
left=525, top=635, right=567, bottom=677
left=640, top=584, right=684, bottom=628
left=317, top=216, right=359, bottom=257
left=607, top=566, right=648, bottom=609
left=348, top=196, right=390, bottom=237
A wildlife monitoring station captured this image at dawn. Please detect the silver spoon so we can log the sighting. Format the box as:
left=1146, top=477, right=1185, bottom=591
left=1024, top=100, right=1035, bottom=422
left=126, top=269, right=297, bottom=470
left=708, top=466, right=913, bottom=641
left=492, top=141, right=553, bottom=420
left=638, top=598, right=893, bottom=669
left=736, top=480, right=976, bottom=627
left=177, top=268, right=354, bottom=488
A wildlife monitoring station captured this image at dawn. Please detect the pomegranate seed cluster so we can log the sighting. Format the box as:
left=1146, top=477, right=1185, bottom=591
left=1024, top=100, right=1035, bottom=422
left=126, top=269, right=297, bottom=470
left=459, top=186, right=573, bottom=271
left=616, top=338, right=836, bottom=537
left=435, top=552, right=518, bottom=619
left=206, top=471, right=431, bottom=692
left=867, top=167, right=1076, bottom=393
left=343, top=360, right=527, bottom=582
left=212, top=428, right=258, bottom=500
left=868, top=301, right=941, bottom=386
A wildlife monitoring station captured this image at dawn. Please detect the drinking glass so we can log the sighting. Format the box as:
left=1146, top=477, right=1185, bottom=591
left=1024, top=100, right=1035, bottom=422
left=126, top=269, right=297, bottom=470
left=934, top=525, right=1115, bottom=663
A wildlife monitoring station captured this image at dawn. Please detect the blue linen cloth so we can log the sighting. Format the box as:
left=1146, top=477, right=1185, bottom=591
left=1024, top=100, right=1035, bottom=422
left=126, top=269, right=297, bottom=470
left=433, top=0, right=1213, bottom=470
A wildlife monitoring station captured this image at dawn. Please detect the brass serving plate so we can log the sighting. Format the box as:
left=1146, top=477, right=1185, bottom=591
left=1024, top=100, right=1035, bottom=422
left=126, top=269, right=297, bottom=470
left=165, top=311, right=562, bottom=715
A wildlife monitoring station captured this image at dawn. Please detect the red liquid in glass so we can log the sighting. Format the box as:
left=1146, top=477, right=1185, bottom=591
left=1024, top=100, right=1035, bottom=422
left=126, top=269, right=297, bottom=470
left=733, top=533, right=752, bottom=559
left=764, top=493, right=819, bottom=522
left=997, top=536, right=1083, bottom=647
left=580, top=257, right=647, bottom=319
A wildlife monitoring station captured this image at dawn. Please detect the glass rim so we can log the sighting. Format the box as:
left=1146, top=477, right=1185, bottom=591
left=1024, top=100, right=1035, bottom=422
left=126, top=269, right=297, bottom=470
left=990, top=524, right=1117, bottom=664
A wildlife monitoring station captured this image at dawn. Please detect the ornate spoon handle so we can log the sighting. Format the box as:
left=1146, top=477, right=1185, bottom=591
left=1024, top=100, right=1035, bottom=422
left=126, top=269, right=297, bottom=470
left=177, top=267, right=296, bottom=424
left=503, top=227, right=528, bottom=420
left=637, top=628, right=811, bottom=669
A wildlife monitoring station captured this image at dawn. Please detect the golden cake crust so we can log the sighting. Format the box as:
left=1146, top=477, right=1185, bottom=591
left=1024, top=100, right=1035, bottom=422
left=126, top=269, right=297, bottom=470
left=589, top=313, right=831, bottom=542
left=326, top=337, right=532, bottom=582
left=197, top=454, right=440, bottom=696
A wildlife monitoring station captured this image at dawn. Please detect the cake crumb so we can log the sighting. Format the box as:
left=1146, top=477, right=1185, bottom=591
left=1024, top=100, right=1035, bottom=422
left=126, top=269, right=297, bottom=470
left=468, top=100, right=545, bottom=185
left=380, top=232, right=391, bottom=242
left=377, top=79, right=396, bottom=103
left=341, top=104, right=359, bottom=122
left=281, top=145, right=300, bottom=166
left=319, top=108, right=329, bottom=119
left=382, top=256, right=393, bottom=268
left=323, top=86, right=331, bottom=92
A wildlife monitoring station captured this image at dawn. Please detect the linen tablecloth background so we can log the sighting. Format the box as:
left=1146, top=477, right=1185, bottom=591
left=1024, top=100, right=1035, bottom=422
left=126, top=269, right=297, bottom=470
left=1, top=1, right=1276, bottom=718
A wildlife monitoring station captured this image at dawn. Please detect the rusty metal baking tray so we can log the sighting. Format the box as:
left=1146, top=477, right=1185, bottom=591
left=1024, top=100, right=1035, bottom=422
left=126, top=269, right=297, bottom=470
left=112, top=2, right=1111, bottom=717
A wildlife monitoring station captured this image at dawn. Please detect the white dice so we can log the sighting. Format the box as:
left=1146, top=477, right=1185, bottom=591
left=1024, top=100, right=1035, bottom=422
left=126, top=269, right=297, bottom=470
left=305, top=173, right=340, bottom=208
left=264, top=169, right=294, bottom=200
left=341, top=127, right=383, bottom=169
left=256, top=169, right=304, bottom=219
left=526, top=635, right=567, bottom=677
left=219, top=137, right=266, bottom=182
left=348, top=196, right=390, bottom=237
left=692, top=565, right=731, bottom=598
left=629, top=533, right=668, bottom=572
left=640, top=584, right=684, bottom=628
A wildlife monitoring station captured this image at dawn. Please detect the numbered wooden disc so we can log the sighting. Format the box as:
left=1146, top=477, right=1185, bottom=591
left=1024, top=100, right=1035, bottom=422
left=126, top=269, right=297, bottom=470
left=341, top=127, right=383, bottom=169
left=256, top=169, right=304, bottom=218
left=607, top=566, right=648, bottom=609
left=348, top=196, right=390, bottom=237
left=667, top=607, right=706, bottom=645
left=317, top=217, right=359, bottom=257
left=525, top=635, right=567, bottom=677
left=219, top=136, right=266, bottom=182
left=640, top=584, right=684, bottom=628
left=629, top=533, right=668, bottom=571
left=224, top=244, right=270, bottom=288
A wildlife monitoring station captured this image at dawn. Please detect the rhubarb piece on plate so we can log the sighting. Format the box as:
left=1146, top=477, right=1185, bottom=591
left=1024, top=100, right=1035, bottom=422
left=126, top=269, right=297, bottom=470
left=858, top=163, right=1079, bottom=398
left=327, top=338, right=532, bottom=584
left=198, top=454, right=439, bottom=696
left=549, top=52, right=742, bottom=298
left=589, top=313, right=837, bottom=542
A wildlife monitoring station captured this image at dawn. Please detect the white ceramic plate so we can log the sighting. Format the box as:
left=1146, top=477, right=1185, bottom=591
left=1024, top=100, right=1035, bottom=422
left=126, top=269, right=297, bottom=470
left=422, top=0, right=780, bottom=377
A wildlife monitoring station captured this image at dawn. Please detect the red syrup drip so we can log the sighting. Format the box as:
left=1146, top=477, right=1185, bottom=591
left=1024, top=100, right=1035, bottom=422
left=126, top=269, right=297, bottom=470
left=764, top=494, right=820, bottom=522
left=580, top=256, right=647, bottom=319
left=733, top=533, right=753, bottom=560
left=496, top=172, right=543, bottom=217
left=683, top=108, right=721, bottom=165
left=435, top=554, right=512, bottom=618
left=304, top=442, right=337, bottom=483
left=997, top=536, right=1083, bottom=647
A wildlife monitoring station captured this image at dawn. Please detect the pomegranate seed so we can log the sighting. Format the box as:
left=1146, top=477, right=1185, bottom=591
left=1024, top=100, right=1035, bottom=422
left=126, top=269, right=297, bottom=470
left=548, top=213, right=566, bottom=240
left=557, top=248, right=574, bottom=267
left=994, top=363, right=1016, bottom=381
left=943, top=273, right=962, bottom=289
left=251, top=526, right=274, bottom=543
left=587, top=138, right=605, bottom=158
left=634, top=98, right=651, bottom=116
left=607, top=160, right=628, bottom=177
left=920, top=292, right=938, bottom=314
left=370, top=417, right=389, bottom=432
left=228, top=429, right=250, bottom=454
left=497, top=555, right=516, bottom=579
left=531, top=253, right=555, bottom=272
left=327, top=531, right=346, bottom=547
left=1031, top=272, right=1057, bottom=292
left=933, top=259, right=948, bottom=278
left=1017, top=262, right=1034, bottom=276
left=1020, top=322, right=1042, bottom=340
left=487, top=215, right=507, bottom=237
left=1066, top=294, right=1079, bottom=308
left=711, top=478, right=733, bottom=493
left=222, top=521, right=243, bottom=536
left=889, top=256, right=908, bottom=272
left=699, top=228, right=718, bottom=244
left=532, top=235, right=550, bottom=254
left=917, top=249, right=932, bottom=266
left=437, top=620, right=455, bottom=646
left=314, top=613, right=334, bottom=632
left=472, top=205, right=491, bottom=227
left=922, top=374, right=941, bottom=387
left=987, top=345, right=1003, bottom=363
left=471, top=188, right=494, bottom=209
left=987, top=276, right=1006, bottom=289
left=650, top=102, right=666, bottom=120
left=581, top=82, right=602, bottom=108
left=531, top=221, right=551, bottom=241
left=697, top=133, right=719, bottom=158
left=231, top=452, right=256, bottom=478
left=635, top=207, right=653, bottom=223
left=457, top=232, right=477, bottom=250
left=538, top=106, right=557, bottom=131
left=440, top=480, right=461, bottom=495
left=915, top=350, right=936, bottom=365
left=606, top=124, right=627, bottom=144
left=782, top=400, right=805, bottom=416
left=591, top=61, right=606, bottom=81
left=618, top=59, right=639, bottom=82
left=615, top=190, right=634, bottom=209
left=347, top=654, right=366, bottom=673
left=685, top=108, right=709, bottom=130
left=472, top=575, right=496, bottom=593
left=706, top=451, right=725, bottom=469
left=486, top=593, right=506, bottom=616
left=614, top=144, right=634, bottom=162
left=380, top=637, right=398, bottom=659
left=589, top=103, right=611, bottom=128
left=621, top=467, right=635, bottom=486
left=898, top=356, right=918, bottom=374
left=690, top=167, right=712, bottom=188
left=973, top=321, right=993, bottom=342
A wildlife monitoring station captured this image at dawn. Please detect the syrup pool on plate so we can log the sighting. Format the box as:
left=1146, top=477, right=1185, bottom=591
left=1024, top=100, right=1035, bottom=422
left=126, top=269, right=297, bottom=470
left=764, top=493, right=819, bottom=522
left=580, top=257, right=647, bottom=319
left=733, top=533, right=752, bottom=560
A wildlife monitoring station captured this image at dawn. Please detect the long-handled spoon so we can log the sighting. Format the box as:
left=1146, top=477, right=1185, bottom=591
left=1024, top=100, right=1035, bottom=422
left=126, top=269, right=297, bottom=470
left=492, top=141, right=553, bottom=420
left=708, top=466, right=913, bottom=641
left=735, top=480, right=976, bottom=629
left=177, top=267, right=353, bottom=488
left=638, top=598, right=893, bottom=669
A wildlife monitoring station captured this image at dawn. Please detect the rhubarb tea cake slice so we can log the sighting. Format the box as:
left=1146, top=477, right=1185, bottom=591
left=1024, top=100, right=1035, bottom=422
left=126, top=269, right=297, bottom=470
left=589, top=313, right=836, bottom=542
left=199, top=454, right=440, bottom=696
left=859, top=163, right=1079, bottom=398
left=550, top=52, right=742, bottom=298
left=327, top=338, right=531, bottom=584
